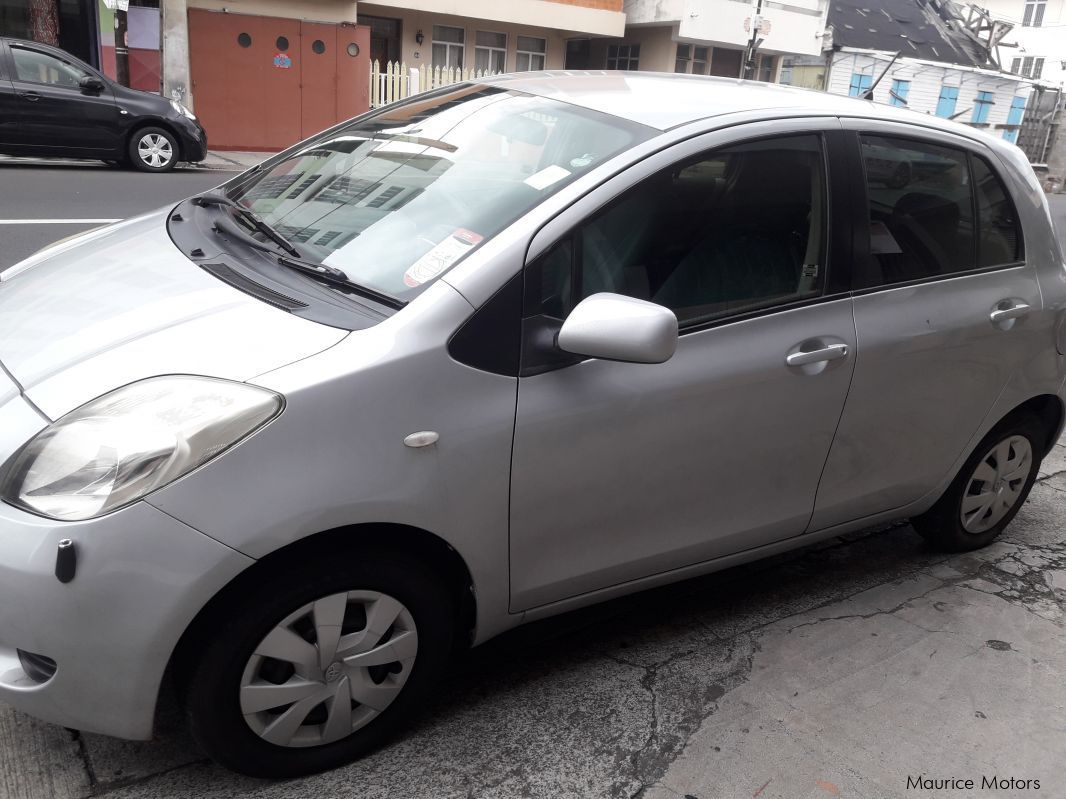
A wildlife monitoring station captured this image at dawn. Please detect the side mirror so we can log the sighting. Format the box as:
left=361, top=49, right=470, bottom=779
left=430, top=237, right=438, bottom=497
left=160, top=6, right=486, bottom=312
left=558, top=293, right=678, bottom=364
left=79, top=76, right=105, bottom=93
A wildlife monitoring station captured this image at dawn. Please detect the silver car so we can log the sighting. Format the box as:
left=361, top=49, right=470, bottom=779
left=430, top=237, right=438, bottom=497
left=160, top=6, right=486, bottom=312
left=1, top=73, right=1063, bottom=777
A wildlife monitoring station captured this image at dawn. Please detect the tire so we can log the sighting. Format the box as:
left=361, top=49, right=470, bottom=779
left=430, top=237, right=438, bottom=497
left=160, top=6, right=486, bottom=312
left=180, top=551, right=455, bottom=777
left=128, top=127, right=179, bottom=173
left=912, top=413, right=1045, bottom=552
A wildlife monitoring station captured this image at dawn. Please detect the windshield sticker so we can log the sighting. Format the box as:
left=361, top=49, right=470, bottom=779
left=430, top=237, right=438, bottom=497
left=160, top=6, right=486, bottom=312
left=525, top=164, right=571, bottom=191
left=869, top=221, right=903, bottom=255
left=403, top=228, right=484, bottom=287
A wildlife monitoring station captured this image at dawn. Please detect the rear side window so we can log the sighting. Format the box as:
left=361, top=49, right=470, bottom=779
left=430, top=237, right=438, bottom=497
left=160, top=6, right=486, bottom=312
left=972, top=155, right=1023, bottom=266
left=858, top=135, right=1022, bottom=289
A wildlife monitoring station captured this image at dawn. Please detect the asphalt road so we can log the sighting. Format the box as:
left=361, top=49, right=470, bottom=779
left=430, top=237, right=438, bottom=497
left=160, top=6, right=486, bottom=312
left=0, top=171, right=1065, bottom=799
left=0, top=159, right=238, bottom=271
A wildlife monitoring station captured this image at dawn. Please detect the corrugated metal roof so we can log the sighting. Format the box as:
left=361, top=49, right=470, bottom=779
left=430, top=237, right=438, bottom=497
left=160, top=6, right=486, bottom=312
left=830, top=0, right=993, bottom=68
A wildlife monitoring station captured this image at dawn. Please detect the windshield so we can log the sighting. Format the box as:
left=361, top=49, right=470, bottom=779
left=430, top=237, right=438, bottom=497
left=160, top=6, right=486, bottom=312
left=226, top=85, right=654, bottom=300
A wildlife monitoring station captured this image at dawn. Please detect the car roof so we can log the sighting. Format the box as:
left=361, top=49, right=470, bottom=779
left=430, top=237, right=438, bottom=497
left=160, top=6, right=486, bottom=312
left=480, top=70, right=989, bottom=137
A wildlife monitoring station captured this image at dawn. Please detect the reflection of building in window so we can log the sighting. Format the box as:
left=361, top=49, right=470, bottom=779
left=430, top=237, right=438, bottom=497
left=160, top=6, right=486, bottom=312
left=243, top=175, right=301, bottom=201
left=314, top=176, right=381, bottom=205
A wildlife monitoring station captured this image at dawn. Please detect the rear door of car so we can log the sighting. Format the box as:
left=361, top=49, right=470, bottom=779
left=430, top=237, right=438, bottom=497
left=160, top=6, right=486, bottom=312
left=0, top=40, right=21, bottom=146
left=809, top=119, right=1043, bottom=531
left=8, top=42, right=120, bottom=154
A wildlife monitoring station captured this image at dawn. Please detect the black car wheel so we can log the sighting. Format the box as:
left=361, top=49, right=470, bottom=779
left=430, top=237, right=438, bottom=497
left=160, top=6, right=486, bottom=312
left=129, top=127, right=178, bottom=173
left=913, top=413, right=1044, bottom=551
left=180, top=550, right=455, bottom=777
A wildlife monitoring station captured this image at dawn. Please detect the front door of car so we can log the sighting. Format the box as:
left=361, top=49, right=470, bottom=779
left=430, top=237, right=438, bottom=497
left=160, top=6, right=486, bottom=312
left=508, top=123, right=858, bottom=612
left=0, top=42, right=20, bottom=145
left=809, top=125, right=1045, bottom=530
left=8, top=43, right=120, bottom=154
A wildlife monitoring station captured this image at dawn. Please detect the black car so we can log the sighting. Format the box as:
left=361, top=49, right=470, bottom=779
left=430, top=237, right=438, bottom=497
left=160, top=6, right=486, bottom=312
left=0, top=37, right=207, bottom=172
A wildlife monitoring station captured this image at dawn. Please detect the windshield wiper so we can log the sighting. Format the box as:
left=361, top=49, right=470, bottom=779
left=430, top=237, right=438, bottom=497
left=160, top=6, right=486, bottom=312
left=193, top=192, right=302, bottom=258
left=192, top=192, right=405, bottom=310
left=276, top=256, right=405, bottom=309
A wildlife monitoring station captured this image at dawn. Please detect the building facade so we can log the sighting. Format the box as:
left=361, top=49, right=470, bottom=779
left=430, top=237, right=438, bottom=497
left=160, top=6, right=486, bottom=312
left=0, top=0, right=100, bottom=66
left=577, top=0, right=830, bottom=81
left=985, top=0, right=1066, bottom=87
left=158, top=0, right=624, bottom=149
left=826, top=0, right=1031, bottom=145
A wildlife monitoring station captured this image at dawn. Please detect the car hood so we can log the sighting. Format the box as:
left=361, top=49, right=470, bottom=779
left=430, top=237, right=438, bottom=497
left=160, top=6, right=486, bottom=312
left=0, top=210, right=346, bottom=420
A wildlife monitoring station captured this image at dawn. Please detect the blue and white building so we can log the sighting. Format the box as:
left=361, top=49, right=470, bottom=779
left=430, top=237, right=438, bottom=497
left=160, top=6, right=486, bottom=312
left=824, top=0, right=1032, bottom=144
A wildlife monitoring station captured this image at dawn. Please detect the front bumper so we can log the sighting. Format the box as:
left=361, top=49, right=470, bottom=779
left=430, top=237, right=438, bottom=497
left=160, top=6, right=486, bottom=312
left=174, top=116, right=208, bottom=163
left=0, top=481, right=252, bottom=739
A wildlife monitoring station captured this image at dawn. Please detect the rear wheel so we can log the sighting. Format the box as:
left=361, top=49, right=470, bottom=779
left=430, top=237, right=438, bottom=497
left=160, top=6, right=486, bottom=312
left=913, top=414, right=1044, bottom=551
left=128, top=127, right=178, bottom=173
left=181, top=552, right=454, bottom=777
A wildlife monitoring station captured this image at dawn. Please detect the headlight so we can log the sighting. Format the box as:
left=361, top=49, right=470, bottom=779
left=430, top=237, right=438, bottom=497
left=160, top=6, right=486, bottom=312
left=1, top=376, right=282, bottom=521
left=170, top=99, right=197, bottom=120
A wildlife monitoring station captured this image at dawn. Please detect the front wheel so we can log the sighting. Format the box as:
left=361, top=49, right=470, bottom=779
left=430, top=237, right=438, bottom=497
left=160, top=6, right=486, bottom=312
left=913, top=414, right=1044, bottom=551
left=181, top=552, right=455, bottom=777
left=128, top=127, right=178, bottom=173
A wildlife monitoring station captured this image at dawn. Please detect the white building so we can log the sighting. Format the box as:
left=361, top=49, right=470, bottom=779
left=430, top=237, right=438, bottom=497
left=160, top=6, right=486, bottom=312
left=984, top=0, right=1066, bottom=87
left=572, top=0, right=830, bottom=80
left=827, top=0, right=1032, bottom=144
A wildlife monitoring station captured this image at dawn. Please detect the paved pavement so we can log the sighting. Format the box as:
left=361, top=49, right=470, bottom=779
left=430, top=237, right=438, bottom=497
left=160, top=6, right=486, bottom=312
left=0, top=179, right=1065, bottom=799
left=0, top=151, right=269, bottom=271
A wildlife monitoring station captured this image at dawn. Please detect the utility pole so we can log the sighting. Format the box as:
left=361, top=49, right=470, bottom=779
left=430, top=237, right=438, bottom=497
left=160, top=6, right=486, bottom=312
left=115, top=5, right=130, bottom=87
left=743, top=0, right=765, bottom=80
left=103, top=0, right=130, bottom=86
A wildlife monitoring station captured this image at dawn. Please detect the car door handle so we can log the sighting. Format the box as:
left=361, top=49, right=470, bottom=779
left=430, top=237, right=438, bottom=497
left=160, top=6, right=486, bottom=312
left=786, top=343, right=849, bottom=367
left=18, top=91, right=40, bottom=101
left=990, top=302, right=1031, bottom=324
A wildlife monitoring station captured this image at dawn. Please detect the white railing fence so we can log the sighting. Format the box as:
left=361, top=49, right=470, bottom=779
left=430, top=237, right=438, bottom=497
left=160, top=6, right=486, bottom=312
left=369, top=61, right=502, bottom=108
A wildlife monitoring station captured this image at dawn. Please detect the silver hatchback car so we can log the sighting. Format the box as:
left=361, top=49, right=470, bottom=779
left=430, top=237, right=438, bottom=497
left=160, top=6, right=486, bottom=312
left=1, top=73, right=1064, bottom=777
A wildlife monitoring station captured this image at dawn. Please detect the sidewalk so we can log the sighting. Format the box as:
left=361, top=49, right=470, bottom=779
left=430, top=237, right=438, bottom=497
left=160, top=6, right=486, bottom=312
left=198, top=150, right=275, bottom=171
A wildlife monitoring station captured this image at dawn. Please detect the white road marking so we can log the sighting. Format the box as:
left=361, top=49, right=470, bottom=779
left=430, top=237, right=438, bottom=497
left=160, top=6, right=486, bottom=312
left=0, top=219, right=120, bottom=224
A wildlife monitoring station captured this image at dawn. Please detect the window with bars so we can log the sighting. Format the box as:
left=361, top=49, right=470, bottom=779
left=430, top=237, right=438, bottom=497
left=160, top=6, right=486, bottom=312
left=474, top=30, right=506, bottom=73
left=1023, top=0, right=1046, bottom=27
left=674, top=44, right=709, bottom=75
left=1010, top=56, right=1045, bottom=78
left=515, top=35, right=546, bottom=71
left=432, top=25, right=465, bottom=69
left=606, top=43, right=640, bottom=71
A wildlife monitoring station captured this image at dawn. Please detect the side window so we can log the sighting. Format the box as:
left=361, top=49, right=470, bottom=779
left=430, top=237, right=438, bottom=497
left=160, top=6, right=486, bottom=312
left=526, top=134, right=827, bottom=330
left=972, top=156, right=1023, bottom=267
left=859, top=135, right=975, bottom=287
left=11, top=47, right=88, bottom=88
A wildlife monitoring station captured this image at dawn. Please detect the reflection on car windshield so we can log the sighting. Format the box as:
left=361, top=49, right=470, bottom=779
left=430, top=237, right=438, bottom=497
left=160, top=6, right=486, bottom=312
left=228, top=85, right=653, bottom=299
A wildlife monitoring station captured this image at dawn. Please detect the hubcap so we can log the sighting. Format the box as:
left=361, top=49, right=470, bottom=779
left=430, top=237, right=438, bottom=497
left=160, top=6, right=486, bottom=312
left=960, top=435, right=1032, bottom=534
left=239, top=590, right=418, bottom=748
left=137, top=133, right=173, bottom=168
